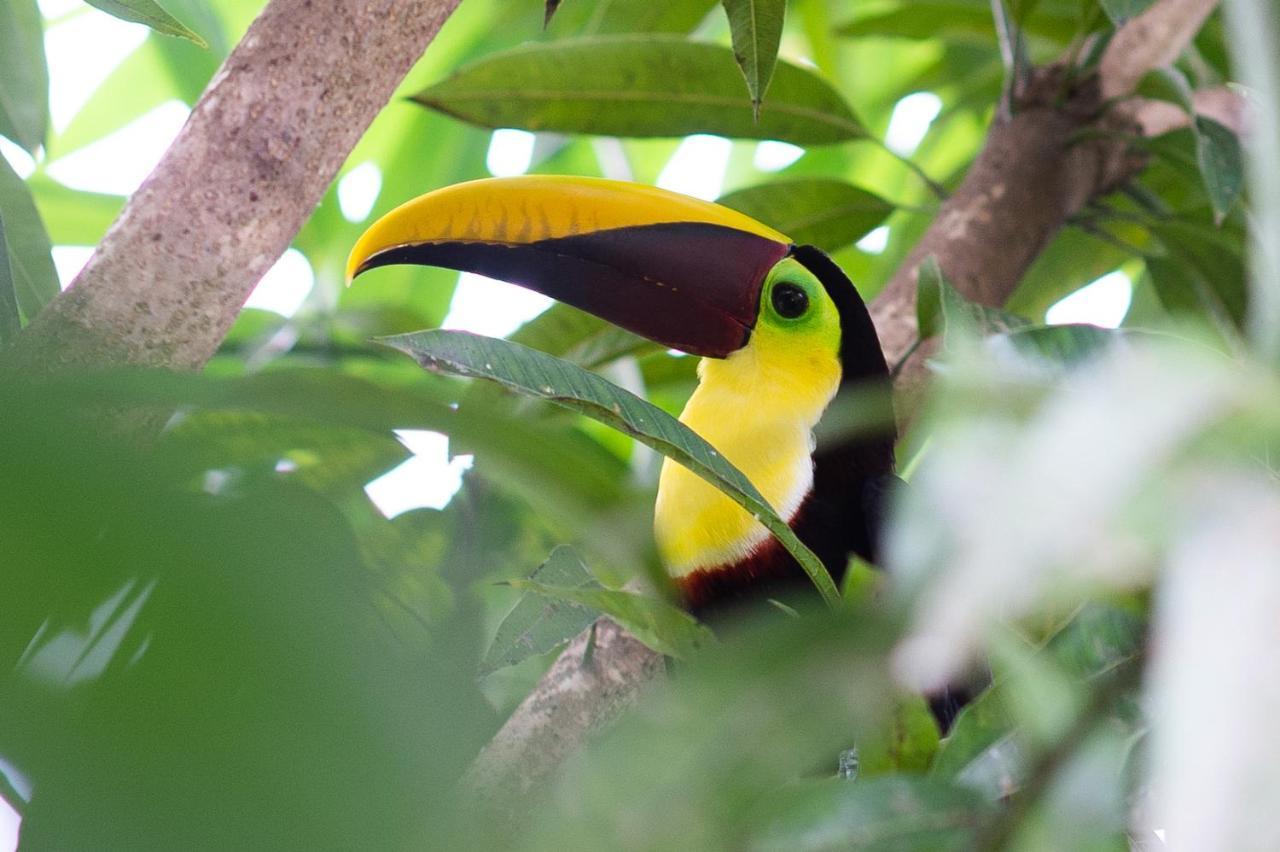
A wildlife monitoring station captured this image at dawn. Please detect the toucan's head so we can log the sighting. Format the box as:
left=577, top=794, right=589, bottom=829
left=346, top=176, right=886, bottom=384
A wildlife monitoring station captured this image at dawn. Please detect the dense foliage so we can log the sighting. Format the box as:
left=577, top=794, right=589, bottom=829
left=2, top=0, right=1277, bottom=848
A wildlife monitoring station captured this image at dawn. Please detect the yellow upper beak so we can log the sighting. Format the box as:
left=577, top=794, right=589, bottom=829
left=344, top=175, right=795, bottom=358
left=345, top=175, right=790, bottom=283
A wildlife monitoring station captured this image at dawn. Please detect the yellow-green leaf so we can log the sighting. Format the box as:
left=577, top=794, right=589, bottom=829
left=720, top=0, right=786, bottom=117
left=83, top=0, right=207, bottom=46
left=412, top=36, right=864, bottom=145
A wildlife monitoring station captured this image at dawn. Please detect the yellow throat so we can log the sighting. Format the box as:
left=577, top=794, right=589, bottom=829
left=653, top=319, right=842, bottom=578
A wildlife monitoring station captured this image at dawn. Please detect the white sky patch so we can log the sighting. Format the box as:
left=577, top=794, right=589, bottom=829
left=657, top=134, right=731, bottom=200
left=364, top=430, right=474, bottom=517
left=0, top=138, right=36, bottom=179
left=885, top=92, right=943, bottom=156
left=753, top=140, right=805, bottom=172
left=592, top=137, right=633, bottom=181
left=337, top=162, right=382, bottom=223
left=443, top=271, right=552, bottom=337
left=44, top=9, right=148, bottom=133
left=46, top=100, right=189, bottom=195
left=857, top=225, right=890, bottom=254
left=51, top=245, right=95, bottom=289
left=486, top=128, right=536, bottom=178
left=245, top=249, right=315, bottom=317
left=38, top=0, right=81, bottom=16
left=1045, top=271, right=1133, bottom=328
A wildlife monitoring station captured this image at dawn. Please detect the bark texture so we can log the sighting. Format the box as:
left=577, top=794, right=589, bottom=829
left=468, top=0, right=1224, bottom=809
left=3, top=0, right=461, bottom=374
left=869, top=70, right=1143, bottom=372
left=464, top=619, right=666, bottom=814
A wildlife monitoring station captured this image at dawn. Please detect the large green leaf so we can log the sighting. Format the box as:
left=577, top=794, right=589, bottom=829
left=510, top=303, right=652, bottom=368
left=0, top=377, right=493, bottom=848
left=1146, top=220, right=1247, bottom=331
left=510, top=576, right=713, bottom=659
left=549, top=0, right=718, bottom=35
left=1194, top=115, right=1244, bottom=224
left=384, top=329, right=841, bottom=606
left=837, top=2, right=1080, bottom=44
left=721, top=0, right=786, bottom=116
left=23, top=366, right=648, bottom=570
left=989, top=323, right=1126, bottom=373
left=83, top=0, right=207, bottom=46
left=718, top=179, right=894, bottom=252
left=480, top=545, right=603, bottom=676
left=0, top=0, right=48, bottom=153
left=0, top=153, right=58, bottom=322
left=930, top=686, right=1018, bottom=792
left=411, top=36, right=865, bottom=145
left=28, top=177, right=124, bottom=245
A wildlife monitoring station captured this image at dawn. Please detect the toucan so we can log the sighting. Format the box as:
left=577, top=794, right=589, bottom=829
left=347, top=176, right=899, bottom=618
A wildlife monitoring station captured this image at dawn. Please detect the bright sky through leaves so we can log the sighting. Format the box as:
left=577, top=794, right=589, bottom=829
left=886, top=92, right=942, bottom=156
left=486, top=128, right=536, bottom=177
left=1046, top=271, right=1133, bottom=328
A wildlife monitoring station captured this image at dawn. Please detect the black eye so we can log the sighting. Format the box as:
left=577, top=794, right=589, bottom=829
left=771, top=282, right=809, bottom=319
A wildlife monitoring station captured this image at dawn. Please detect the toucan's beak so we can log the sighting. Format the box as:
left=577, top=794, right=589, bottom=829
left=346, top=176, right=793, bottom=357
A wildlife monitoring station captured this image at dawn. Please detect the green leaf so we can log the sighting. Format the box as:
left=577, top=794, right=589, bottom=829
left=1098, top=0, right=1158, bottom=24
left=0, top=378, right=494, bottom=848
left=1194, top=116, right=1244, bottom=223
left=929, top=687, right=1023, bottom=801
left=384, top=329, right=841, bottom=606
left=550, top=0, right=718, bottom=35
left=857, top=695, right=942, bottom=775
left=746, top=776, right=994, bottom=850
left=717, top=179, right=894, bottom=252
left=917, top=256, right=1029, bottom=343
left=916, top=256, right=944, bottom=339
left=411, top=36, right=865, bottom=145
left=0, top=153, right=58, bottom=321
left=510, top=303, right=652, bottom=368
left=480, top=546, right=603, bottom=676
left=836, top=2, right=1079, bottom=44
left=721, top=0, right=786, bottom=117
left=1146, top=220, right=1247, bottom=331
left=27, top=177, right=124, bottom=245
left=989, top=323, right=1126, bottom=371
left=511, top=576, right=713, bottom=659
left=0, top=212, right=20, bottom=344
left=83, top=0, right=208, bottom=46
left=0, top=0, right=48, bottom=152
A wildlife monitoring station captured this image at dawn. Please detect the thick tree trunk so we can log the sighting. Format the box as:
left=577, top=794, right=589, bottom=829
left=3, top=0, right=461, bottom=374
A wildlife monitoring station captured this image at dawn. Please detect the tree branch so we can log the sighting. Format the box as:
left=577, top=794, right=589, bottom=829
left=3, top=0, right=461, bottom=375
left=465, top=0, right=1223, bottom=811
left=464, top=619, right=666, bottom=817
